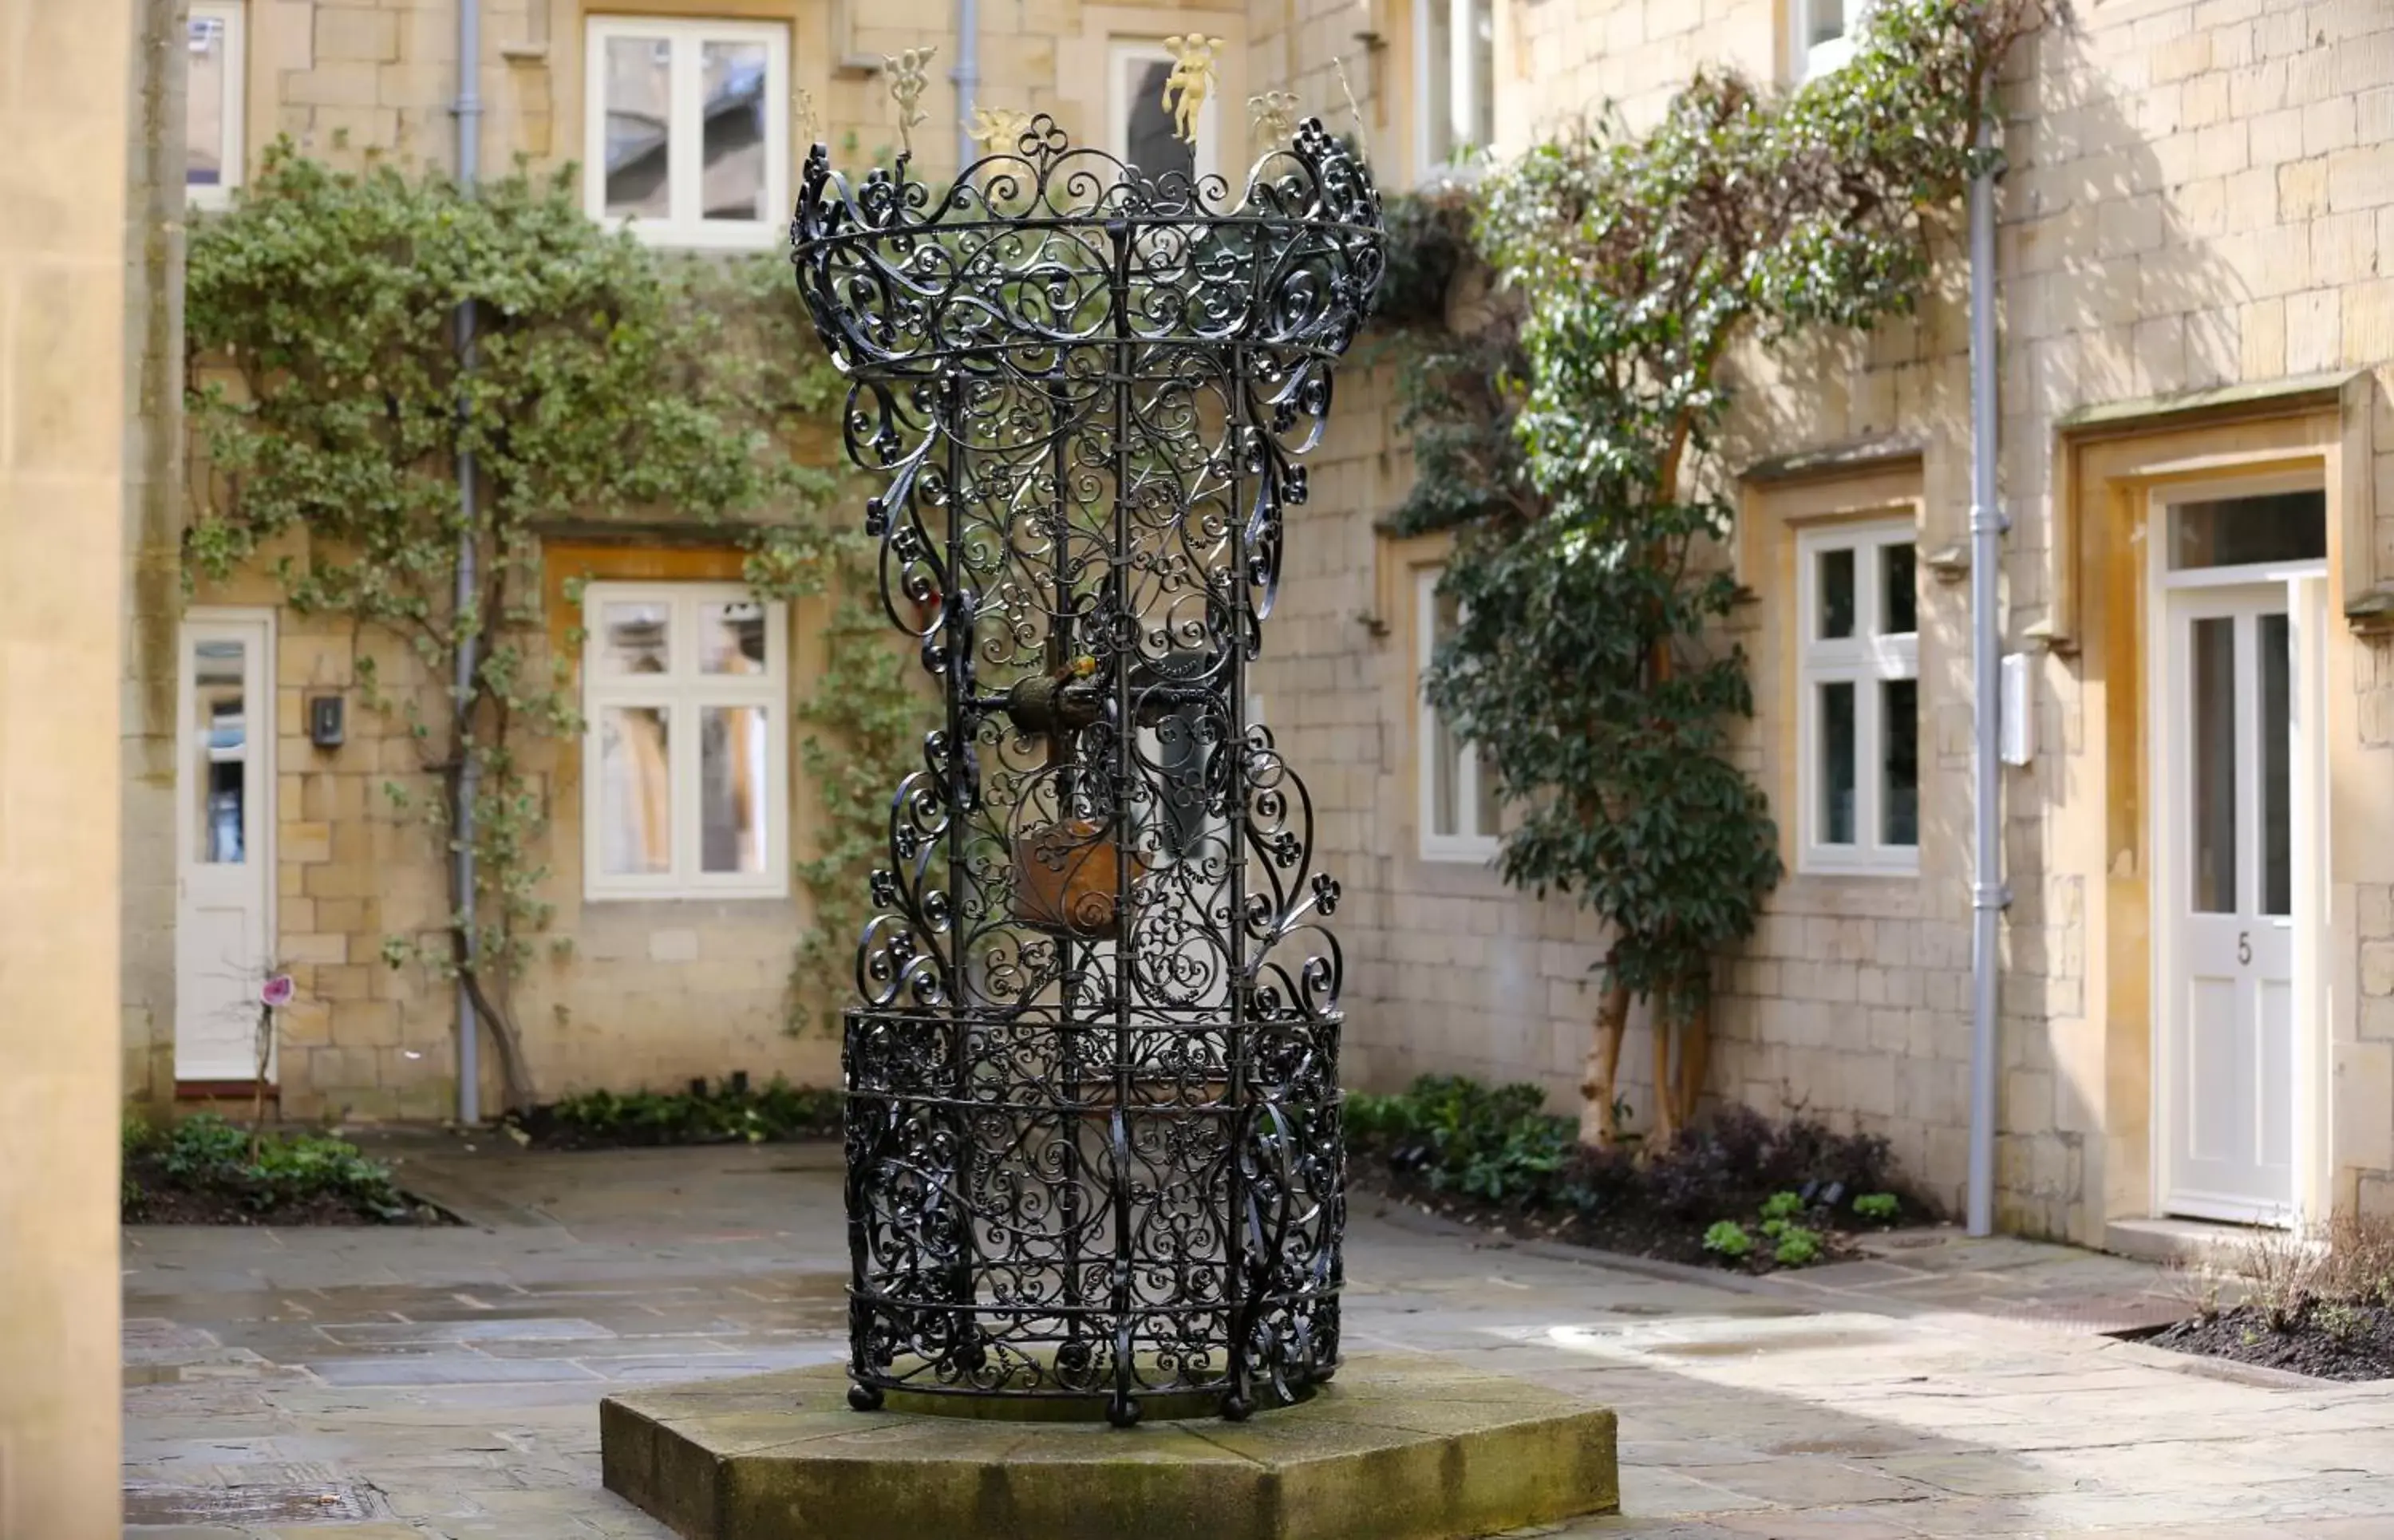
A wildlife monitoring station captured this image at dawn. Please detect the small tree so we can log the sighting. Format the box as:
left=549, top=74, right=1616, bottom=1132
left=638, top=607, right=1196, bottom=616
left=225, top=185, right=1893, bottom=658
left=185, top=148, right=839, bottom=1110
left=1402, top=0, right=2044, bottom=1141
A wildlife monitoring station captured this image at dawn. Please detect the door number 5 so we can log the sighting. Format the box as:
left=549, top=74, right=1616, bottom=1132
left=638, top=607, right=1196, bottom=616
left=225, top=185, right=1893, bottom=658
left=2238, top=932, right=2253, bottom=965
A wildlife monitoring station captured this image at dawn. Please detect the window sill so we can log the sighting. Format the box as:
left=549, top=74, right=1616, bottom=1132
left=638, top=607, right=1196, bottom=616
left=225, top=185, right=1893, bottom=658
left=1420, top=838, right=1501, bottom=865
left=584, top=884, right=792, bottom=905
left=598, top=219, right=786, bottom=253
left=1794, top=852, right=1921, bottom=880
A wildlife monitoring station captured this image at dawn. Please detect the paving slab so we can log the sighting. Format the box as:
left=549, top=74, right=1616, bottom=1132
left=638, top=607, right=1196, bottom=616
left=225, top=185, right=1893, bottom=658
left=123, top=1139, right=2394, bottom=1538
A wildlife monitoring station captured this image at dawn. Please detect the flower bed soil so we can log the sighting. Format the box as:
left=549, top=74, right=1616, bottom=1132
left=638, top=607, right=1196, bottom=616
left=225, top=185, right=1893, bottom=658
left=502, top=1103, right=840, bottom=1152
left=123, top=1151, right=452, bottom=1226
left=2139, top=1300, right=2394, bottom=1381
left=1351, top=1163, right=1899, bottom=1276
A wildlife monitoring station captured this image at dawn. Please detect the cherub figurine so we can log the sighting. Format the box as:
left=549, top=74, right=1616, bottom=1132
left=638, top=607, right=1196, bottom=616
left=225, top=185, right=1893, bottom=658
left=966, top=106, right=1033, bottom=154
left=1248, top=89, right=1298, bottom=149
left=1159, top=34, right=1224, bottom=146
left=884, top=45, right=935, bottom=156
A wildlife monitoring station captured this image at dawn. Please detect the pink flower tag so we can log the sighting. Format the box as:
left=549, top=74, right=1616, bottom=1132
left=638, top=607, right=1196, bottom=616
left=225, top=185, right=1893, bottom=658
left=261, top=974, right=295, bottom=1008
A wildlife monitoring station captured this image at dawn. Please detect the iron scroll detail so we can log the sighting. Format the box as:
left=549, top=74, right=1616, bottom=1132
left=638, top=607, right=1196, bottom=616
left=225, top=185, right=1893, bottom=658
left=792, top=114, right=1383, bottom=1426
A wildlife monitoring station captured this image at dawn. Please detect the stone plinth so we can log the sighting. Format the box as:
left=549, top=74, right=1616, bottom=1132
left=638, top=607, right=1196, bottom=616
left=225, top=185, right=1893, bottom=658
left=600, top=1354, right=1619, bottom=1540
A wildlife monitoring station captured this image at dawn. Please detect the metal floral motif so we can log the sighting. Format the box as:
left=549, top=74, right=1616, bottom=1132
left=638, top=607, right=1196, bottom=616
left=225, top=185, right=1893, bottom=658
left=792, top=115, right=1384, bottom=1426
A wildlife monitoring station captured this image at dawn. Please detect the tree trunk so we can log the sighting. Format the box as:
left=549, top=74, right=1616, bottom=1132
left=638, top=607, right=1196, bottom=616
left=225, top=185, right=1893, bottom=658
left=1649, top=1006, right=1678, bottom=1145
left=1674, top=994, right=1711, bottom=1130
left=1578, top=977, right=1632, bottom=1146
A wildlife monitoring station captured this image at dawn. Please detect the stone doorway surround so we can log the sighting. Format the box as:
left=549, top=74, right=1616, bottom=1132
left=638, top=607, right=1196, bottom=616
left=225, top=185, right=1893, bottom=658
left=2055, top=372, right=2393, bottom=1234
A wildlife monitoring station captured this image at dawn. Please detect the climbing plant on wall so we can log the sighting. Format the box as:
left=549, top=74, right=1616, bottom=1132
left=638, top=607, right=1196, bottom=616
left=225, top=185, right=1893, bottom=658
left=184, top=146, right=912, bottom=1107
left=1395, top=0, right=2045, bottom=1142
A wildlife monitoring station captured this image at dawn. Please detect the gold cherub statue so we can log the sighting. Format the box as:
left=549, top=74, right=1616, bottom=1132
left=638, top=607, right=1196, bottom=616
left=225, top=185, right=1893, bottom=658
left=966, top=106, right=1033, bottom=154
left=1159, top=34, right=1224, bottom=146
left=884, top=45, right=935, bottom=157
left=1248, top=90, right=1298, bottom=149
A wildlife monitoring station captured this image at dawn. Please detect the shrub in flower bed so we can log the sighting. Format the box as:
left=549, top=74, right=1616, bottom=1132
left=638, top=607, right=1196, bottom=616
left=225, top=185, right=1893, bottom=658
left=1345, top=1076, right=1923, bottom=1272
left=123, top=1113, right=437, bottom=1226
left=506, top=1074, right=842, bottom=1150
left=2144, top=1216, right=2394, bottom=1381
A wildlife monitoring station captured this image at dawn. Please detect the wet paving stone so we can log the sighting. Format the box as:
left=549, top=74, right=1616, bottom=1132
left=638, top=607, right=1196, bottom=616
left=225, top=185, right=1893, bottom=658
left=123, top=1481, right=385, bottom=1526
left=303, top=1354, right=609, bottom=1387
left=316, top=1317, right=614, bottom=1346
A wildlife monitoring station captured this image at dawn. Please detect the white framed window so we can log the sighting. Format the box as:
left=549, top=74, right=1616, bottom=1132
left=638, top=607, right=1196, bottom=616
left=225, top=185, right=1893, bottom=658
left=584, top=17, right=788, bottom=249
left=581, top=583, right=789, bottom=900
left=187, top=2, right=246, bottom=209
left=1412, top=0, right=1493, bottom=179
left=1106, top=39, right=1221, bottom=183
left=1416, top=567, right=1500, bottom=862
left=1792, top=0, right=1873, bottom=82
left=1796, top=521, right=1919, bottom=875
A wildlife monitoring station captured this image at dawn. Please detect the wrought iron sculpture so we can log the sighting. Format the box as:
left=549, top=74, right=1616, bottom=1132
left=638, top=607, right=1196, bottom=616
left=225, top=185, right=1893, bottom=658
left=791, top=113, right=1384, bottom=1426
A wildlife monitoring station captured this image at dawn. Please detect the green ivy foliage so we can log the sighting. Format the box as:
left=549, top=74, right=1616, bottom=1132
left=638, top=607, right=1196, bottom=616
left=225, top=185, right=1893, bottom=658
left=1402, top=0, right=2041, bottom=1023
left=183, top=145, right=912, bottom=1102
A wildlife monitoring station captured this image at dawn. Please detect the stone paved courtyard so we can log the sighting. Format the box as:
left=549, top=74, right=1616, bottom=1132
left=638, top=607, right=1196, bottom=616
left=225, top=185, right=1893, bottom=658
left=121, top=1139, right=2394, bottom=1538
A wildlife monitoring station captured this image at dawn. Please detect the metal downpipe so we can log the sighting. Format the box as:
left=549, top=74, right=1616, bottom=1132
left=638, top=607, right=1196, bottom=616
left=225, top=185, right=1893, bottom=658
left=453, top=0, right=484, bottom=1126
left=1965, top=120, right=2007, bottom=1238
left=953, top=0, right=980, bottom=173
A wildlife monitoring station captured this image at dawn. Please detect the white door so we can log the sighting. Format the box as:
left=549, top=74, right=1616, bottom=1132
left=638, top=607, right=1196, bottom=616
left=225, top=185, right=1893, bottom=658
left=175, top=612, right=275, bottom=1083
left=2162, top=585, right=2301, bottom=1222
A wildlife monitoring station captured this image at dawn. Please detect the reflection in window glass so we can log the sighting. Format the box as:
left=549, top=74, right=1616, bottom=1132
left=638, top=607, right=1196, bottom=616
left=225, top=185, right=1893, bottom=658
left=1807, top=0, right=1847, bottom=47
left=195, top=641, right=247, bottom=864
left=601, top=602, right=670, bottom=675
left=701, top=706, right=768, bottom=873
left=700, top=602, right=767, bottom=673
left=1475, top=746, right=1501, bottom=838
left=599, top=706, right=673, bottom=875
left=188, top=16, right=231, bottom=188
left=2170, top=490, right=2327, bottom=571
left=1122, top=56, right=1193, bottom=180
left=2191, top=616, right=2237, bottom=914
left=700, top=41, right=767, bottom=220
left=1881, top=678, right=1918, bottom=847
left=2260, top=613, right=2291, bottom=918
left=1820, top=681, right=1856, bottom=844
left=603, top=36, right=673, bottom=218
left=1817, top=547, right=1855, bottom=638
left=1881, top=542, right=1916, bottom=634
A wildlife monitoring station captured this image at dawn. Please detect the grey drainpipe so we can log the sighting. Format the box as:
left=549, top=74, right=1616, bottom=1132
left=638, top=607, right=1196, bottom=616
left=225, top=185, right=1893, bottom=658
left=953, top=0, right=979, bottom=172
left=1965, top=119, right=2007, bottom=1238
left=453, top=0, right=484, bottom=1126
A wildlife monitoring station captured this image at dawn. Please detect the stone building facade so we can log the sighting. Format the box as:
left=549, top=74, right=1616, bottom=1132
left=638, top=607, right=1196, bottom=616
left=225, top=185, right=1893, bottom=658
left=129, top=0, right=1263, bottom=1121
left=1251, top=0, right=2394, bottom=1242
left=136, top=0, right=2394, bottom=1244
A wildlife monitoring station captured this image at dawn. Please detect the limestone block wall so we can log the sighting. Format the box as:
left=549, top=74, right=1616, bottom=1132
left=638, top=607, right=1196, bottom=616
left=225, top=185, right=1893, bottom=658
left=241, top=0, right=1251, bottom=190
left=0, top=0, right=130, bottom=1527
left=186, top=543, right=851, bottom=1120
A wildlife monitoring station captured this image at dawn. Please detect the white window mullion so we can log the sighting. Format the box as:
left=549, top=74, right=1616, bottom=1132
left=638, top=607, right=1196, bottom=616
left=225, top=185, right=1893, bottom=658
left=666, top=34, right=701, bottom=232
left=1448, top=0, right=1470, bottom=156
left=584, top=582, right=788, bottom=900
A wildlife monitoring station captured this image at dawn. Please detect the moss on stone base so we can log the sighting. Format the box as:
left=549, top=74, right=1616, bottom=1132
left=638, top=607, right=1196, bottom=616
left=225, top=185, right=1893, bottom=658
left=601, top=1354, right=1618, bottom=1540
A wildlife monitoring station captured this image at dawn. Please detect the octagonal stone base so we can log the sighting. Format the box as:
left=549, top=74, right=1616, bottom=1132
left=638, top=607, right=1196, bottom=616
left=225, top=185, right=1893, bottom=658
left=600, top=1355, right=1618, bottom=1540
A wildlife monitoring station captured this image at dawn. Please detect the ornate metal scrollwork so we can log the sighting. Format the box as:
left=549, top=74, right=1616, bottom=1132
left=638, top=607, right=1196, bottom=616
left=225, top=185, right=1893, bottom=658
left=791, top=113, right=1383, bottom=1426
